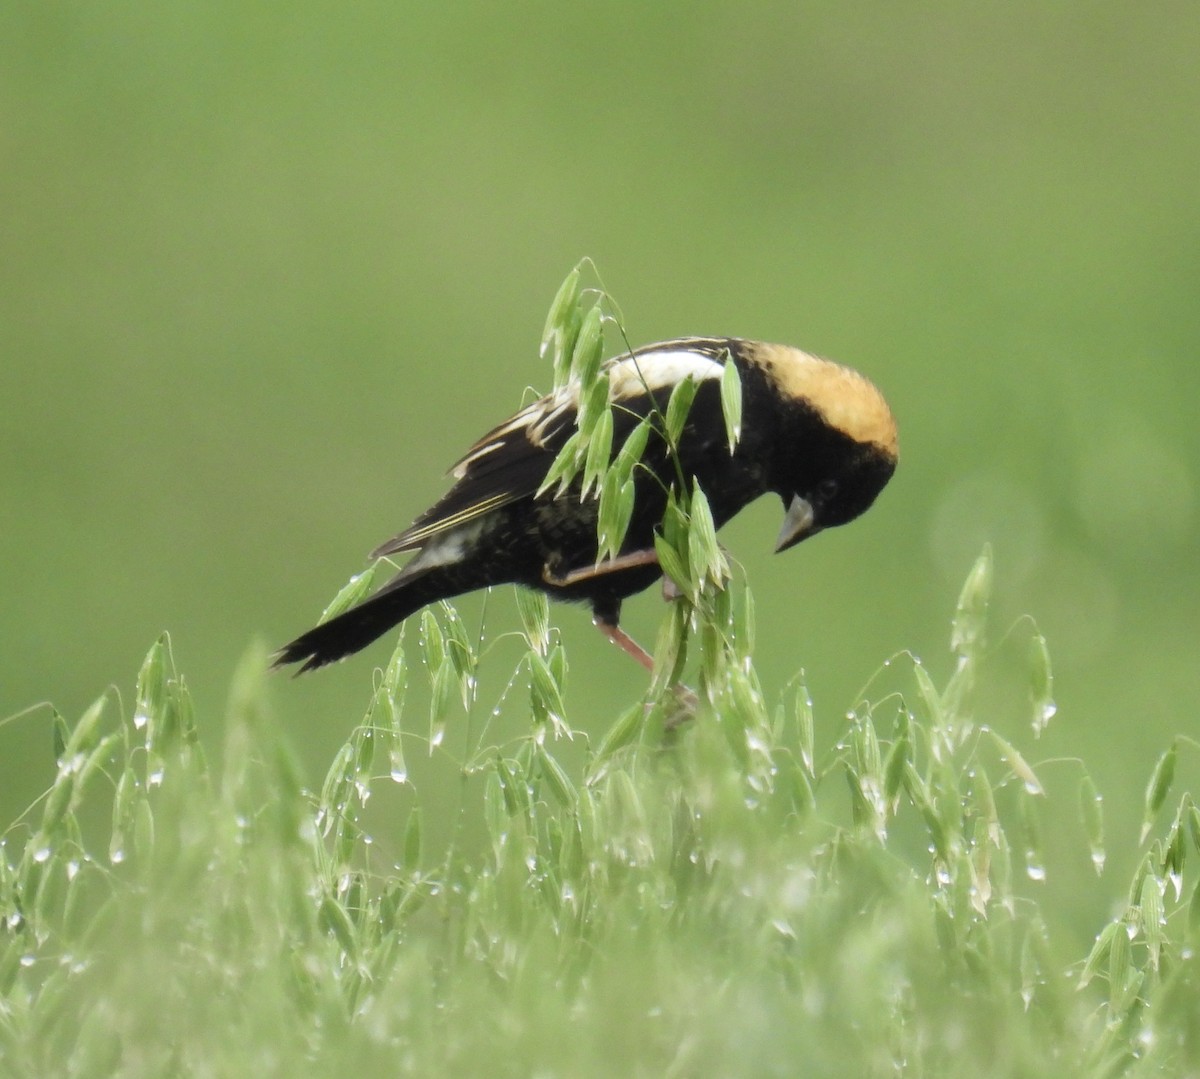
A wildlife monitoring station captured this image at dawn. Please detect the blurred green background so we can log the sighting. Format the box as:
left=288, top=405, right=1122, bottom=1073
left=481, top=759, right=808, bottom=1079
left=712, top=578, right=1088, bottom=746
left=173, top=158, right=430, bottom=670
left=3, top=3, right=1197, bottom=942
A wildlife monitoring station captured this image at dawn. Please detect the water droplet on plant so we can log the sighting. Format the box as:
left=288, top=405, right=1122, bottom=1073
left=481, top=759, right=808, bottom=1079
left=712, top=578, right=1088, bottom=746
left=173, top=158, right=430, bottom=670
left=1033, top=700, right=1057, bottom=737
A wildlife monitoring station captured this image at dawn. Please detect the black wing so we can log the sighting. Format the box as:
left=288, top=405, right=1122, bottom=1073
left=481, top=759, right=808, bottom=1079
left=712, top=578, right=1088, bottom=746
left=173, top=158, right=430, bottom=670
left=370, top=340, right=732, bottom=559
left=370, top=394, right=573, bottom=557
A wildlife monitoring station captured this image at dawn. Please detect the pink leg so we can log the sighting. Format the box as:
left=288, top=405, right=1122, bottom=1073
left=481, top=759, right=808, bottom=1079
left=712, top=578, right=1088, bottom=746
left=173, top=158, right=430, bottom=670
left=593, top=615, right=656, bottom=673
left=595, top=614, right=698, bottom=729
left=542, top=548, right=660, bottom=588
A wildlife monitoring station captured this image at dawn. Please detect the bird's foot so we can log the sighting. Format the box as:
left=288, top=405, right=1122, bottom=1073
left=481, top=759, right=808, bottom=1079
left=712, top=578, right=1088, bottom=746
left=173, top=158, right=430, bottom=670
left=542, top=548, right=661, bottom=588
left=658, top=682, right=699, bottom=731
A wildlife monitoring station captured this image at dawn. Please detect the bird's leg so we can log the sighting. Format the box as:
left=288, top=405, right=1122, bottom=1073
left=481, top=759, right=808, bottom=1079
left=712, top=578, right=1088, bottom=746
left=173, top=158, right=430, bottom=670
left=593, top=614, right=699, bottom=730
left=542, top=548, right=660, bottom=588
left=592, top=614, right=656, bottom=673
left=547, top=553, right=701, bottom=730
left=541, top=552, right=661, bottom=672
left=544, top=548, right=691, bottom=608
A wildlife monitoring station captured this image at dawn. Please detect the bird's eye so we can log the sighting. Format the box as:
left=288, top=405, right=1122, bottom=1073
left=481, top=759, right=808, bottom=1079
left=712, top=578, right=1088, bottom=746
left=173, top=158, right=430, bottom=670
left=817, top=478, right=839, bottom=502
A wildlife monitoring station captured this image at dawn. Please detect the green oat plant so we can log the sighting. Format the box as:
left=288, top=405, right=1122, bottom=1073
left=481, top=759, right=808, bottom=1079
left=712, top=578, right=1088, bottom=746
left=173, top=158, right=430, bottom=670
left=4, top=269, right=1200, bottom=1077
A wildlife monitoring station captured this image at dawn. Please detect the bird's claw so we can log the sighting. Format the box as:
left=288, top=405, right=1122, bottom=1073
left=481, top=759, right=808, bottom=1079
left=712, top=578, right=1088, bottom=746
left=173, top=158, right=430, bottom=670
left=645, top=682, right=699, bottom=731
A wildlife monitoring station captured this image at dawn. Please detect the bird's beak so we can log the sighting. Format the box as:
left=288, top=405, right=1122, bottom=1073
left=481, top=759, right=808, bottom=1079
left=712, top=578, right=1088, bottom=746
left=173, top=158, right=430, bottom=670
left=775, top=495, right=816, bottom=553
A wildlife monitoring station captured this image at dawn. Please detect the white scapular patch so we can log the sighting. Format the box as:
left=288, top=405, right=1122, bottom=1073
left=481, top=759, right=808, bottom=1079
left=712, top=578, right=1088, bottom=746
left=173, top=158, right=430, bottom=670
left=452, top=346, right=725, bottom=476
left=607, top=348, right=724, bottom=399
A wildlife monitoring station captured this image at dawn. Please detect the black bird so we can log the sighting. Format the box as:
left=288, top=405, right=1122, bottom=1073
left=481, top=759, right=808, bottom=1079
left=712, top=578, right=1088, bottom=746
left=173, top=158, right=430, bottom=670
left=275, top=337, right=898, bottom=674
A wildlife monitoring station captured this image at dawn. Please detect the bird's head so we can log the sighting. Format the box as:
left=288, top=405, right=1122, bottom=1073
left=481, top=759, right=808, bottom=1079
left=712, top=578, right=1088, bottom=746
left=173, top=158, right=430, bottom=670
left=740, top=343, right=898, bottom=554
left=773, top=444, right=898, bottom=552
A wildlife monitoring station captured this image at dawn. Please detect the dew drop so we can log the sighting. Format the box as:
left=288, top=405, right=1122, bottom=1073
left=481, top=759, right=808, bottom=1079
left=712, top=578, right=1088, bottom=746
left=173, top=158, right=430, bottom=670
left=1033, top=700, right=1057, bottom=737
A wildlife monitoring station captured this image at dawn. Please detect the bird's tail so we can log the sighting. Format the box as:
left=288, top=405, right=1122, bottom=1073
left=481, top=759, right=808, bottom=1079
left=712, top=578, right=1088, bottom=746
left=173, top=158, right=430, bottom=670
left=273, top=569, right=453, bottom=674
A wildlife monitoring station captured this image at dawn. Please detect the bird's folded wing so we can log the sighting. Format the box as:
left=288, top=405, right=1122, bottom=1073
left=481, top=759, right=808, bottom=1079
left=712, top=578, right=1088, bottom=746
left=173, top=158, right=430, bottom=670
left=369, top=343, right=728, bottom=560
left=368, top=389, right=596, bottom=558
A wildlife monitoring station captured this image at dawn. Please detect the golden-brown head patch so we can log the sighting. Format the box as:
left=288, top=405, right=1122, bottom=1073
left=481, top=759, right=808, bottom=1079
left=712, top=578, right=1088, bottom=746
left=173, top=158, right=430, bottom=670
left=747, top=343, right=898, bottom=460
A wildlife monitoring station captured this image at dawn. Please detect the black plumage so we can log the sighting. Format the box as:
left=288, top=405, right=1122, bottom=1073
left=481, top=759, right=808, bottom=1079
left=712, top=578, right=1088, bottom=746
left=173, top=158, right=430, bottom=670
left=275, top=337, right=898, bottom=673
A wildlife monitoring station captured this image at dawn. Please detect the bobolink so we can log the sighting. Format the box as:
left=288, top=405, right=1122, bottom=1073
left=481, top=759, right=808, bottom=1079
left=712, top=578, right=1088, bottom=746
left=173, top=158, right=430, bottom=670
left=275, top=337, right=897, bottom=674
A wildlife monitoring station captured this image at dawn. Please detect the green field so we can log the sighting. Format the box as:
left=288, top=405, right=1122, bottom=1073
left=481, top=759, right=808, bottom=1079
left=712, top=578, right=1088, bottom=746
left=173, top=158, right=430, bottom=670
left=4, top=553, right=1199, bottom=1075
left=3, top=4, right=1199, bottom=1074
